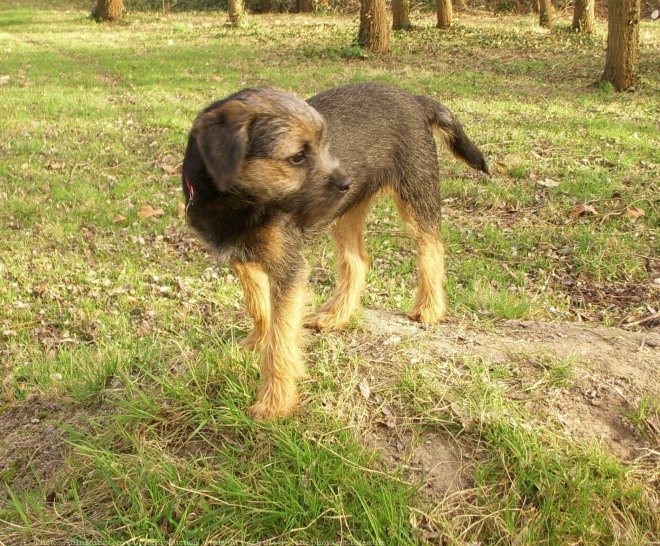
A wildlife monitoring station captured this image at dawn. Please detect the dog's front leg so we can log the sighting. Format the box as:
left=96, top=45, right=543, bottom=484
left=248, top=247, right=307, bottom=419
left=232, top=260, right=271, bottom=352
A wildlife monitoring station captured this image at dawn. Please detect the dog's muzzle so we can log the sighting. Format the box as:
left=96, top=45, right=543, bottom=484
left=330, top=170, right=351, bottom=194
left=333, top=176, right=351, bottom=193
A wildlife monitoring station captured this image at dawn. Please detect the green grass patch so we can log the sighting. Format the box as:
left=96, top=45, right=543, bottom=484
left=435, top=358, right=659, bottom=544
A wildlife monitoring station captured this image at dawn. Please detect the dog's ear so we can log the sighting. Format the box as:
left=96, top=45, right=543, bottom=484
left=192, top=100, right=251, bottom=192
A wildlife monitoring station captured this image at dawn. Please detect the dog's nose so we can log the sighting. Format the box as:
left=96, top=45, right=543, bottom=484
left=334, top=176, right=351, bottom=193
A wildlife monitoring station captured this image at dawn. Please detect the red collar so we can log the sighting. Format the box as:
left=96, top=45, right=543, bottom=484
left=185, top=174, right=195, bottom=203
left=184, top=174, right=195, bottom=216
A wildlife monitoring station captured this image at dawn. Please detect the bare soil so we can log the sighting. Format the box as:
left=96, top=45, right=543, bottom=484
left=331, top=309, right=659, bottom=496
left=0, top=398, right=106, bottom=499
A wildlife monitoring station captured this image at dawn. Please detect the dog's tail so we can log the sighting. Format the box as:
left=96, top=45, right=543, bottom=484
left=415, top=95, right=489, bottom=175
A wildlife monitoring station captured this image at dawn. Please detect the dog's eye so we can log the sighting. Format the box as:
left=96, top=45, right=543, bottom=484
left=289, top=151, right=306, bottom=166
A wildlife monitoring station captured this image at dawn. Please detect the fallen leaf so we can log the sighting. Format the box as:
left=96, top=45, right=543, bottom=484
left=156, top=161, right=180, bottom=175
left=136, top=318, right=151, bottom=336
left=47, top=162, right=66, bottom=170
left=378, top=417, right=396, bottom=429
left=538, top=177, right=560, bottom=188
left=624, top=206, right=645, bottom=219
left=358, top=378, right=370, bottom=399
left=513, top=526, right=530, bottom=546
left=568, top=204, right=598, bottom=218
left=137, top=205, right=165, bottom=218
left=112, top=214, right=127, bottom=223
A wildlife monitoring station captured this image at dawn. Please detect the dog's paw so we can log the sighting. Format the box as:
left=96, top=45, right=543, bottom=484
left=248, top=389, right=298, bottom=420
left=408, top=306, right=447, bottom=325
left=305, top=311, right=348, bottom=332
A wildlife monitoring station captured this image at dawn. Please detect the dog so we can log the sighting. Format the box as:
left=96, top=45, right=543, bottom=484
left=182, top=83, right=488, bottom=419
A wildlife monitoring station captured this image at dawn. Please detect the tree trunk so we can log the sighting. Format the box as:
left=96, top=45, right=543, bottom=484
left=228, top=0, right=246, bottom=26
left=358, top=0, right=391, bottom=53
left=91, top=0, right=124, bottom=21
left=539, top=0, right=552, bottom=27
left=572, top=0, right=594, bottom=33
left=392, top=0, right=410, bottom=30
left=436, top=0, right=453, bottom=28
left=530, top=0, right=539, bottom=13
left=298, top=0, right=313, bottom=12
left=601, top=0, right=640, bottom=91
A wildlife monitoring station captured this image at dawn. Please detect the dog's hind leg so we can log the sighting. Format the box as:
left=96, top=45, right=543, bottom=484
left=391, top=172, right=447, bottom=325
left=407, top=232, right=447, bottom=324
left=233, top=260, right=271, bottom=352
left=307, top=198, right=373, bottom=331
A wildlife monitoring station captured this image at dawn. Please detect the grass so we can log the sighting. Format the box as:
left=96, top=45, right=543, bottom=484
left=54, top=361, right=419, bottom=543
left=449, top=358, right=657, bottom=544
left=1, top=2, right=659, bottom=544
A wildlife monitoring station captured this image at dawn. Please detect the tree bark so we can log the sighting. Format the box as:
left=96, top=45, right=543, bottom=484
left=602, top=0, right=640, bottom=91
left=359, top=0, right=391, bottom=53
left=298, top=0, right=313, bottom=12
left=539, top=0, right=552, bottom=27
left=436, top=0, right=453, bottom=28
left=228, top=0, right=246, bottom=26
left=572, top=0, right=594, bottom=33
left=91, top=0, right=123, bottom=21
left=392, top=0, right=411, bottom=30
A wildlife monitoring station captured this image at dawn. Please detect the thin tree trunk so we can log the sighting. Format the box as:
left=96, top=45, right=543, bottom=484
left=392, top=0, right=411, bottom=30
left=602, top=0, right=640, bottom=91
left=436, top=0, right=453, bottom=28
left=572, top=0, right=594, bottom=33
left=92, top=0, right=123, bottom=21
left=539, top=0, right=552, bottom=27
left=454, top=0, right=467, bottom=11
left=228, top=0, right=246, bottom=26
left=298, top=0, right=313, bottom=12
left=530, top=0, right=539, bottom=13
left=359, top=0, right=391, bottom=53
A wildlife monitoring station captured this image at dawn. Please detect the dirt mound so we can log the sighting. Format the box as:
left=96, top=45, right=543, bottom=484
left=354, top=310, right=659, bottom=465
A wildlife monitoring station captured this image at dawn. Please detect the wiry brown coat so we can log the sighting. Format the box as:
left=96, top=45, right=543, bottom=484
left=182, top=83, right=488, bottom=418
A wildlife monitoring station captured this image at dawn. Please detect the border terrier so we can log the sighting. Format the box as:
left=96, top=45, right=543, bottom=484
left=182, top=83, right=488, bottom=419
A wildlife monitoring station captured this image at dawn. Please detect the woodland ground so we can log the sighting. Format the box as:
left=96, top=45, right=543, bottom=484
left=0, top=2, right=658, bottom=544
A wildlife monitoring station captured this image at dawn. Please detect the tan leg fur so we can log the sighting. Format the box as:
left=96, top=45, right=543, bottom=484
left=393, top=194, right=447, bottom=324
left=248, top=273, right=307, bottom=419
left=233, top=261, right=271, bottom=352
left=307, top=199, right=372, bottom=331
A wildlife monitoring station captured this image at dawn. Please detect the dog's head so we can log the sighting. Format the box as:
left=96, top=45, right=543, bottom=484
left=192, top=88, right=351, bottom=229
